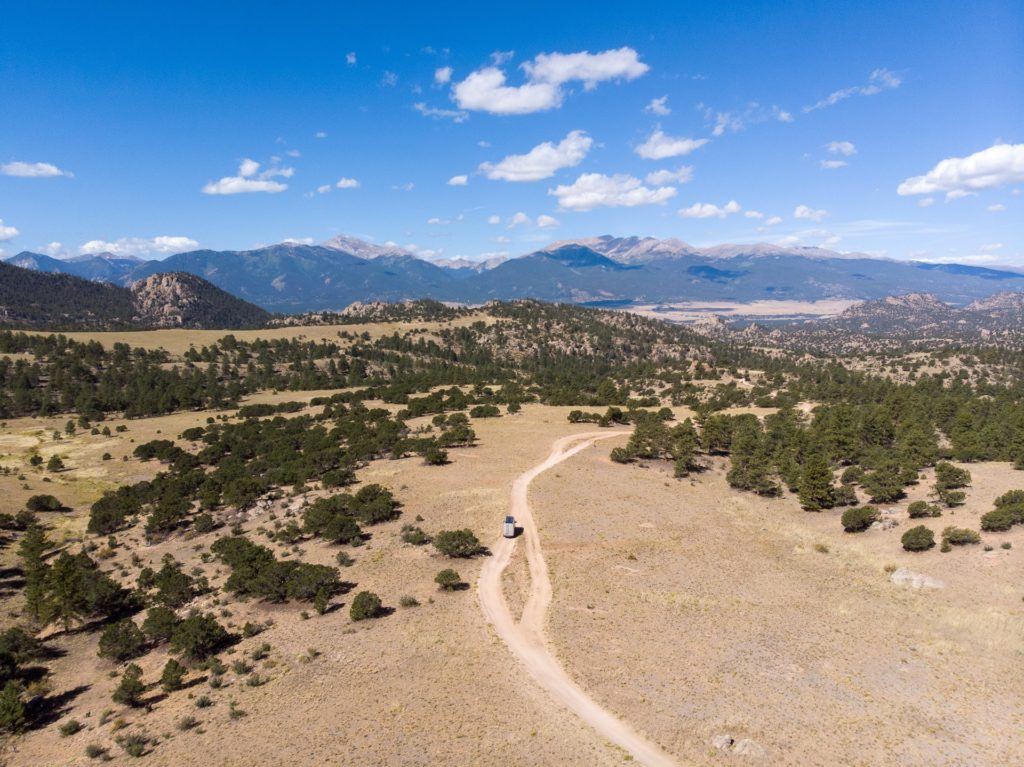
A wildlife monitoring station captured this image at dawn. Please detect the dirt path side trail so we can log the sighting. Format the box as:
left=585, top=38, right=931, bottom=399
left=477, top=431, right=681, bottom=767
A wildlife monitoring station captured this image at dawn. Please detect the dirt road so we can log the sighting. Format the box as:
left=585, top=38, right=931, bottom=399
left=477, top=431, right=681, bottom=767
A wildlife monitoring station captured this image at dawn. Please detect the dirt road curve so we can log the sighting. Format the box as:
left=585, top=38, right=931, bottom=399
left=478, top=431, right=681, bottom=767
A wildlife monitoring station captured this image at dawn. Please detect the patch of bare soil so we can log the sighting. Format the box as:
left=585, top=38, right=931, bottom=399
left=536, top=451, right=1024, bottom=767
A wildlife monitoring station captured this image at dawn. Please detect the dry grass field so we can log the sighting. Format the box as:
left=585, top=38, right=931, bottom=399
left=3, top=399, right=1021, bottom=765
left=24, top=314, right=490, bottom=356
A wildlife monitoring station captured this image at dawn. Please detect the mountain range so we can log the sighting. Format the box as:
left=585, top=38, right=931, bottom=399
left=7, top=235, right=1024, bottom=313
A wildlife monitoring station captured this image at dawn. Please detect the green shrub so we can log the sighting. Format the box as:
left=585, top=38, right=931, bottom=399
left=433, top=529, right=483, bottom=558
left=841, top=506, right=878, bottom=533
left=400, top=525, right=430, bottom=545
left=169, top=613, right=233, bottom=662
left=98, top=619, right=147, bottom=662
left=26, top=494, right=62, bottom=512
left=59, top=719, right=83, bottom=737
left=160, top=659, right=187, bottom=692
left=942, top=526, right=981, bottom=546
left=141, top=606, right=178, bottom=643
left=434, top=569, right=462, bottom=591
left=980, top=506, right=1022, bottom=532
left=112, top=664, right=145, bottom=707
left=901, top=525, right=935, bottom=552
left=349, top=591, right=383, bottom=621
left=908, top=500, right=940, bottom=519
left=399, top=595, right=419, bottom=608
left=0, top=682, right=23, bottom=732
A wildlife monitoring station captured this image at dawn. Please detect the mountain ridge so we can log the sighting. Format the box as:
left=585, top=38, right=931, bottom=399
left=8, top=234, right=1024, bottom=313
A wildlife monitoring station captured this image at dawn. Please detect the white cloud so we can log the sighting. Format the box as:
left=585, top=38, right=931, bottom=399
left=1, top=161, right=72, bottom=178
left=42, top=242, right=66, bottom=257
left=508, top=212, right=531, bottom=228
left=988, top=203, right=1007, bottom=212
left=448, top=174, right=468, bottom=186
left=453, top=47, right=648, bottom=115
left=765, top=216, right=783, bottom=226
left=804, top=68, right=902, bottom=112
left=775, top=235, right=802, bottom=247
left=980, top=243, right=1003, bottom=252
left=827, top=141, right=857, bottom=156
left=315, top=131, right=328, bottom=139
left=202, top=159, right=291, bottom=194
left=427, top=217, right=447, bottom=225
left=549, top=173, right=677, bottom=211
left=917, top=197, right=935, bottom=208
left=523, top=47, right=649, bottom=88
left=381, top=71, right=398, bottom=87
left=435, top=66, right=453, bottom=85
left=698, top=103, right=794, bottom=136
left=0, top=219, right=19, bottom=241
left=635, top=129, right=709, bottom=160
left=678, top=200, right=741, bottom=219
left=79, top=235, right=198, bottom=257
left=487, top=214, right=501, bottom=225
left=644, top=166, right=693, bottom=185
left=794, top=204, right=829, bottom=221
left=281, top=237, right=314, bottom=245
left=335, top=177, right=360, bottom=189
left=346, top=52, right=356, bottom=65
left=452, top=67, right=561, bottom=114
left=645, top=96, right=670, bottom=116
left=414, top=102, right=469, bottom=123
left=820, top=159, right=847, bottom=169
left=744, top=210, right=764, bottom=219
left=285, top=149, right=301, bottom=158
left=316, top=184, right=332, bottom=194
left=392, top=182, right=414, bottom=191
left=536, top=214, right=560, bottom=228
left=480, top=130, right=592, bottom=182
left=897, top=143, right=1024, bottom=200
left=821, top=234, right=841, bottom=247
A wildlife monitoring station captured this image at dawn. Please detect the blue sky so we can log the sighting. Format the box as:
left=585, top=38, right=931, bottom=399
left=1, top=0, right=1021, bottom=265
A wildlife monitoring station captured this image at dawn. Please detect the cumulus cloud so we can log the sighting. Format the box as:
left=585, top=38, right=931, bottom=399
left=634, top=129, right=709, bottom=160
left=79, top=235, right=198, bottom=258
left=744, top=210, right=764, bottom=219
left=346, top=52, right=356, bottom=65
left=480, top=130, right=592, bottom=182
left=794, top=204, right=829, bottom=221
left=335, top=177, right=360, bottom=189
left=804, top=68, right=902, bottom=112
left=448, top=174, right=468, bottom=186
left=413, top=102, right=469, bottom=123
left=645, top=95, right=670, bottom=116
left=508, top=212, right=531, bottom=227
left=820, top=159, right=847, bottom=169
left=678, top=200, right=741, bottom=219
left=0, top=219, right=19, bottom=241
left=988, top=203, right=1007, bottom=212
left=897, top=143, right=1024, bottom=201
left=827, top=141, right=857, bottom=156
left=536, top=214, right=560, bottom=228
left=487, top=214, right=501, bottom=225
left=1, top=160, right=72, bottom=178
left=644, top=166, right=693, bottom=185
left=315, top=131, right=328, bottom=139
left=202, top=159, right=291, bottom=195
left=765, top=216, right=783, bottom=226
left=316, top=184, right=332, bottom=194
left=549, top=173, right=677, bottom=211
left=434, top=66, right=453, bottom=85
left=453, top=47, right=648, bottom=115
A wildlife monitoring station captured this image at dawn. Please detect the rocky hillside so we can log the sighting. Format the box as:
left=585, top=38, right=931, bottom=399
left=0, top=262, right=269, bottom=330
left=130, top=272, right=271, bottom=328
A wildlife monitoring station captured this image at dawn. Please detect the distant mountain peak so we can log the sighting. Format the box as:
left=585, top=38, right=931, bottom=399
left=321, top=234, right=413, bottom=260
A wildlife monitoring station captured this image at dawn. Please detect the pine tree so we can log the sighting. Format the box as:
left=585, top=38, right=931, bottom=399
left=17, top=524, right=49, bottom=623
left=798, top=454, right=835, bottom=511
left=0, top=682, right=25, bottom=732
